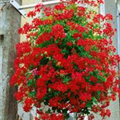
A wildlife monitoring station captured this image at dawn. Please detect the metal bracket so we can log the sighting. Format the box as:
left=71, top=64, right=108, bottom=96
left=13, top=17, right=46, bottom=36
left=10, top=0, right=66, bottom=17
left=19, top=0, right=66, bottom=10
left=10, top=0, right=26, bottom=17
left=9, top=0, right=89, bottom=17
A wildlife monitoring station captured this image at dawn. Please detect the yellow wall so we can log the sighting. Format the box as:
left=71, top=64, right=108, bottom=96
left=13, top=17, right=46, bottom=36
left=21, top=0, right=42, bottom=41
left=21, top=0, right=99, bottom=41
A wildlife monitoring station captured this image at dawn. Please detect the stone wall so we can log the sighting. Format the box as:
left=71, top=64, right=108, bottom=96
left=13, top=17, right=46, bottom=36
left=18, top=0, right=120, bottom=120
left=0, top=0, right=21, bottom=120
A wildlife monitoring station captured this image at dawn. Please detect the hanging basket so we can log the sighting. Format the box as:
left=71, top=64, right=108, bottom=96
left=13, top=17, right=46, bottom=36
left=10, top=0, right=120, bottom=120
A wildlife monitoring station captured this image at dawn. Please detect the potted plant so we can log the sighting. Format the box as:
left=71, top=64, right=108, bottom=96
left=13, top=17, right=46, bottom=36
left=10, top=0, right=120, bottom=120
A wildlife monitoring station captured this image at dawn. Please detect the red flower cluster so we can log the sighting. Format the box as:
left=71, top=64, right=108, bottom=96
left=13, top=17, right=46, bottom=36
left=35, top=111, right=64, bottom=120
left=10, top=0, right=120, bottom=120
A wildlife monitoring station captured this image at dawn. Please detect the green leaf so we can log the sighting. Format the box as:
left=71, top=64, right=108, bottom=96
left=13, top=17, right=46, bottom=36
left=27, top=79, right=33, bottom=86
left=73, top=64, right=79, bottom=70
left=27, top=79, right=36, bottom=87
left=26, top=72, right=32, bottom=78
left=83, top=32, right=88, bottom=39
left=89, top=30, right=93, bottom=37
left=96, top=91, right=101, bottom=99
left=46, top=108, right=51, bottom=113
left=101, top=76, right=106, bottom=82
left=62, top=49, right=69, bottom=54
left=62, top=109, right=70, bottom=119
left=28, top=91, right=36, bottom=97
left=29, top=64, right=34, bottom=70
left=40, top=57, right=49, bottom=65
left=86, top=101, right=93, bottom=108
left=54, top=91, right=60, bottom=96
left=55, top=40, right=59, bottom=43
left=92, top=97, right=98, bottom=104
left=95, top=35, right=103, bottom=40
left=48, top=88, right=52, bottom=92
left=64, top=26, right=70, bottom=32
left=63, top=77, right=71, bottom=83
left=82, top=108, right=90, bottom=115
left=37, top=39, right=54, bottom=48
left=93, top=24, right=99, bottom=29
left=97, top=74, right=106, bottom=82
left=52, top=107, right=57, bottom=112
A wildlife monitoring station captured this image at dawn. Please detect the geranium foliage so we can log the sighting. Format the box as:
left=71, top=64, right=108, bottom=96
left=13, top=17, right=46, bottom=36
left=10, top=0, right=120, bottom=119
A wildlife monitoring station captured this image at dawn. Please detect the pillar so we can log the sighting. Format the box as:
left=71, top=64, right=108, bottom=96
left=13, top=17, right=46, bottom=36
left=0, top=0, right=21, bottom=120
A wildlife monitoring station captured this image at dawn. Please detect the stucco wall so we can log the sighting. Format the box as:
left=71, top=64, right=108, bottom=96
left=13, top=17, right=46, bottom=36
left=0, top=0, right=21, bottom=120
left=21, top=0, right=42, bottom=41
